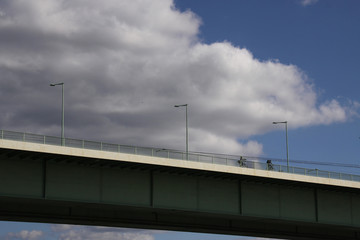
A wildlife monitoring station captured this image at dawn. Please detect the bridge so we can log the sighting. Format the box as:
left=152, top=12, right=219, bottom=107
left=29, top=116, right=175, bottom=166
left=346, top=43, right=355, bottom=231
left=0, top=130, right=359, bottom=240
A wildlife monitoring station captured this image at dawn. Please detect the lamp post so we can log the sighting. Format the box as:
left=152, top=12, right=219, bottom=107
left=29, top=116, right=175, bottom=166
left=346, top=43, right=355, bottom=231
left=174, top=104, right=188, bottom=160
left=273, top=121, right=289, bottom=172
left=50, top=82, right=65, bottom=146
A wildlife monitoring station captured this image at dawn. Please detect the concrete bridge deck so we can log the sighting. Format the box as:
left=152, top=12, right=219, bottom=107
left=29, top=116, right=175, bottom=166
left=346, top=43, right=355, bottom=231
left=0, top=131, right=360, bottom=240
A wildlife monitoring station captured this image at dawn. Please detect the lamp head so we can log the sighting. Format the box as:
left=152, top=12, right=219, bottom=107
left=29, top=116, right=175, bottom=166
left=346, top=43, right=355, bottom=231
left=174, top=104, right=187, bottom=107
left=273, top=121, right=287, bottom=124
left=50, top=82, right=64, bottom=86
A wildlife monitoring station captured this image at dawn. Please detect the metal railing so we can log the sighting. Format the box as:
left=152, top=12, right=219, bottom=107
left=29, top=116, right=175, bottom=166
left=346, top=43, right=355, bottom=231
left=1, top=129, right=359, bottom=182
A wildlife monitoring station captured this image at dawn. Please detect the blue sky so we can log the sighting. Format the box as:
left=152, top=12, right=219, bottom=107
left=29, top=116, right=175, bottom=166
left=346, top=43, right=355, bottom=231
left=175, top=0, right=360, bottom=174
left=0, top=0, right=359, bottom=239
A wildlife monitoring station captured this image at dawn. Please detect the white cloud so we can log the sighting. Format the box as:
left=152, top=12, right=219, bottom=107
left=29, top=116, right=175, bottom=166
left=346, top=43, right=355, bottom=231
left=50, top=224, right=74, bottom=232
left=51, top=225, right=155, bottom=240
left=59, top=231, right=153, bottom=240
left=0, top=0, right=353, bottom=156
left=7, top=230, right=43, bottom=240
left=300, top=0, right=319, bottom=7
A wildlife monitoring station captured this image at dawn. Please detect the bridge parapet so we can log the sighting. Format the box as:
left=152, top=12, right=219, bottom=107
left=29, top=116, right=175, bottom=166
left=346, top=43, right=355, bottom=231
left=1, top=129, right=359, bottom=183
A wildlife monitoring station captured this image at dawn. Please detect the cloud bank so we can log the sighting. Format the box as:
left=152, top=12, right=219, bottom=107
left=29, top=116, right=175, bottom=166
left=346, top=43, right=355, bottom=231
left=3, top=224, right=274, bottom=240
left=4, top=225, right=156, bottom=240
left=0, top=0, right=352, bottom=156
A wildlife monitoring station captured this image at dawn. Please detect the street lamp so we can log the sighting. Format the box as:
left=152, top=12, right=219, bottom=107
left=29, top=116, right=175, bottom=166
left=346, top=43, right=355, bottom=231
left=174, top=104, right=188, bottom=160
left=50, top=82, right=65, bottom=146
left=273, top=121, right=289, bottom=172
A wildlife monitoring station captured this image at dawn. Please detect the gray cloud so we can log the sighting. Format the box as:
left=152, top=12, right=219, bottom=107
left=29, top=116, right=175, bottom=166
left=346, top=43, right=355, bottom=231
left=0, top=0, right=354, bottom=156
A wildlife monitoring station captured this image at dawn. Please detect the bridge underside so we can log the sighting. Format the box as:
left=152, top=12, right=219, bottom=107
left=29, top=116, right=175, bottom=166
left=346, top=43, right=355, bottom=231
left=0, top=147, right=360, bottom=240
left=1, top=196, right=359, bottom=240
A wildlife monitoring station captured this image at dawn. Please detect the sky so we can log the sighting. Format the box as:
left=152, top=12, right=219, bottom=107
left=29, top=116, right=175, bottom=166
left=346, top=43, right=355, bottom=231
left=0, top=0, right=359, bottom=239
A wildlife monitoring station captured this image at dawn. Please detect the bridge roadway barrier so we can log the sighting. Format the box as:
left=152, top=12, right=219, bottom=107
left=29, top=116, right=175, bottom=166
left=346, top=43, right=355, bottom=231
left=0, top=137, right=360, bottom=239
